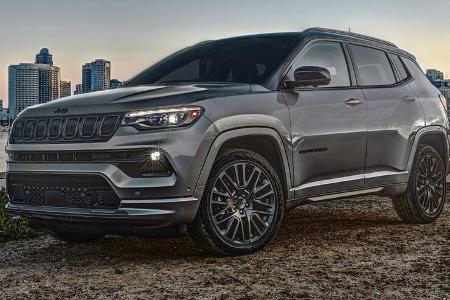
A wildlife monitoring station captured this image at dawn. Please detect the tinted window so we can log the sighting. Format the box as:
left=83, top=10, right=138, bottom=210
left=391, top=54, right=409, bottom=81
left=350, top=45, right=396, bottom=86
left=291, top=41, right=350, bottom=87
left=126, top=36, right=298, bottom=86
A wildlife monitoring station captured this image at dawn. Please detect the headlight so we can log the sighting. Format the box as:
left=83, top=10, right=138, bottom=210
left=122, top=106, right=203, bottom=130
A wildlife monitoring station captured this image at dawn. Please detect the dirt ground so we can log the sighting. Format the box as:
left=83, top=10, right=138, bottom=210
left=0, top=195, right=449, bottom=299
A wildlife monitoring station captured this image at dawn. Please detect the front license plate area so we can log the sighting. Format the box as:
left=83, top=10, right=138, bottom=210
left=45, top=191, right=66, bottom=207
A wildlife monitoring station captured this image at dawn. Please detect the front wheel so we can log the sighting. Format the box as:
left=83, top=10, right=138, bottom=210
left=188, top=149, right=285, bottom=255
left=392, top=145, right=446, bottom=224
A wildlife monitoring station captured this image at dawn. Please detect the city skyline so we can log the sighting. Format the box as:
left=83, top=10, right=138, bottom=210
left=2, top=0, right=450, bottom=104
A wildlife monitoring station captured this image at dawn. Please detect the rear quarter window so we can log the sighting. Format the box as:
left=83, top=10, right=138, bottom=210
left=349, top=44, right=396, bottom=86
left=390, top=54, right=409, bottom=81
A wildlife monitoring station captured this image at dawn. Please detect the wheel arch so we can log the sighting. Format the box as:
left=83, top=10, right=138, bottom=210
left=194, top=127, right=293, bottom=201
left=407, top=125, right=449, bottom=175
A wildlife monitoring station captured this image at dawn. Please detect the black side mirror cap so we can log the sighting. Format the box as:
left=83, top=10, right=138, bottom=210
left=288, top=66, right=332, bottom=88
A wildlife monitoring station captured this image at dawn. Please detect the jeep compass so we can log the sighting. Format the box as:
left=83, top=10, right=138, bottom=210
left=6, top=28, right=449, bottom=255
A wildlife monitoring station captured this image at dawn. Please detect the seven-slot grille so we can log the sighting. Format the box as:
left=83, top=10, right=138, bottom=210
left=10, top=114, right=122, bottom=144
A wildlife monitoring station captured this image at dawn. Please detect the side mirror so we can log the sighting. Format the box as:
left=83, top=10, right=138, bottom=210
left=291, top=66, right=331, bottom=88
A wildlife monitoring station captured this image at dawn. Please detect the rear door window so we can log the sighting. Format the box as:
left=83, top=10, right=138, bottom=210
left=349, top=44, right=396, bottom=86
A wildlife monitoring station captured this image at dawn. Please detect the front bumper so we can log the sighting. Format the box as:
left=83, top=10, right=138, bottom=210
left=5, top=116, right=218, bottom=232
left=6, top=196, right=199, bottom=229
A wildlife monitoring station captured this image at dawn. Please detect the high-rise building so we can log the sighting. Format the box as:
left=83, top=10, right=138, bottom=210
left=91, top=59, right=111, bottom=92
left=426, top=69, right=444, bottom=82
left=82, top=59, right=111, bottom=93
left=38, top=66, right=51, bottom=103
left=74, top=84, right=82, bottom=95
left=9, top=63, right=53, bottom=118
left=60, top=80, right=71, bottom=98
left=82, top=63, right=92, bottom=94
left=110, top=79, right=122, bottom=89
left=36, top=48, right=60, bottom=100
left=35, top=48, right=53, bottom=65
left=51, top=66, right=60, bottom=100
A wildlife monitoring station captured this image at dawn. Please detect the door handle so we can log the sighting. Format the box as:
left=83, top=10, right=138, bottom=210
left=401, top=94, right=416, bottom=102
left=344, top=97, right=363, bottom=106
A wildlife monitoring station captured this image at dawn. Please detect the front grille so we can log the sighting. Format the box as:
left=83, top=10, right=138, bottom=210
left=11, top=114, right=122, bottom=144
left=8, top=174, right=120, bottom=209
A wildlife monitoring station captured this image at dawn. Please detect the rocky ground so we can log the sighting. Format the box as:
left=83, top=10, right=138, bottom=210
left=0, top=195, right=449, bottom=299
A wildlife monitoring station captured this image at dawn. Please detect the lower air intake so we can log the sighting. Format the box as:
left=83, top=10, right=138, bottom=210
left=8, top=174, right=120, bottom=209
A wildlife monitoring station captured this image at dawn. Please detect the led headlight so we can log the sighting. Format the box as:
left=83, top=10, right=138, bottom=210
left=122, top=106, right=203, bottom=130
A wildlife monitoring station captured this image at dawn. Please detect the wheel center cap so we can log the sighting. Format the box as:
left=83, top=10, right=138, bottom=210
left=236, top=197, right=246, bottom=210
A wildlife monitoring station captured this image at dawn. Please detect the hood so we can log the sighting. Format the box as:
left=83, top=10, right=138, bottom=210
left=18, top=83, right=252, bottom=118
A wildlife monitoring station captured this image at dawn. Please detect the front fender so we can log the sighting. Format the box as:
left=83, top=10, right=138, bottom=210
left=194, top=127, right=294, bottom=201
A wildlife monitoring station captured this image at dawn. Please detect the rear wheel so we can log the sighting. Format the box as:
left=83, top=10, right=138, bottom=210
left=392, top=145, right=446, bottom=223
left=188, top=149, right=285, bottom=255
left=50, top=230, right=104, bottom=243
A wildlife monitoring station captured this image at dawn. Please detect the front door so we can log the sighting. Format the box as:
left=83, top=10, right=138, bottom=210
left=282, top=41, right=367, bottom=198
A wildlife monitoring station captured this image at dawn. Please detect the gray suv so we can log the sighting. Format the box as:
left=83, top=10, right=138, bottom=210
left=6, top=28, right=449, bottom=255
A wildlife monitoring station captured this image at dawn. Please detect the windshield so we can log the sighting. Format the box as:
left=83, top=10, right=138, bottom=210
left=126, top=36, right=298, bottom=86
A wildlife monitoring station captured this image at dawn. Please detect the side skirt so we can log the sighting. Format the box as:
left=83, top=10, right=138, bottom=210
left=286, top=182, right=408, bottom=210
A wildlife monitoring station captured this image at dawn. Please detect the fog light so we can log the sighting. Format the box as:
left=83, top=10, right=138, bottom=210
left=150, top=151, right=161, bottom=161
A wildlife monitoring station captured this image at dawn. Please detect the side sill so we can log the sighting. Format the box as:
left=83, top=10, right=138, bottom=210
left=286, top=183, right=407, bottom=210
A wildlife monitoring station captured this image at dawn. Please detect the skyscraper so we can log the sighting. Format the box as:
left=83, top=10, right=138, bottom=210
left=38, top=66, right=51, bottom=103
left=35, top=48, right=53, bottom=65
left=91, top=59, right=111, bottom=92
left=9, top=63, right=52, bottom=118
left=82, top=63, right=92, bottom=94
left=82, top=59, right=111, bottom=93
left=60, top=80, right=71, bottom=98
left=51, top=66, right=60, bottom=100
left=36, top=48, right=60, bottom=100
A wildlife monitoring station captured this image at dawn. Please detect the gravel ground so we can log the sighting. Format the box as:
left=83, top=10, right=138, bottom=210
left=0, top=195, right=449, bottom=299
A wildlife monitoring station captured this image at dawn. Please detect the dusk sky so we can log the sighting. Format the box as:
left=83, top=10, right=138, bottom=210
left=0, top=0, right=449, bottom=105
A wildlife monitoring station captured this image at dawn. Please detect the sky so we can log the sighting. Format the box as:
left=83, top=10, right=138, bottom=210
left=0, top=0, right=449, bottom=106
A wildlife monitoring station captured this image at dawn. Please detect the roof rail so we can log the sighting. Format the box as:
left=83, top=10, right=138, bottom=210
left=303, top=27, right=398, bottom=48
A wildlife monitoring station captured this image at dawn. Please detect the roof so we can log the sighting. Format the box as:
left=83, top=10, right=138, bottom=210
left=206, top=28, right=413, bottom=59
left=303, top=27, right=397, bottom=48
left=301, top=27, right=414, bottom=59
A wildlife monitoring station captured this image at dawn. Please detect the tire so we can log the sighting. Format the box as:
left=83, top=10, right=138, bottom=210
left=188, top=149, right=285, bottom=255
left=50, top=230, right=104, bottom=243
left=392, top=144, right=446, bottom=224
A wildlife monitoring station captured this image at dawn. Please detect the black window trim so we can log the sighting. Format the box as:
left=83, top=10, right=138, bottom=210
left=279, top=38, right=358, bottom=91
left=388, top=53, right=413, bottom=84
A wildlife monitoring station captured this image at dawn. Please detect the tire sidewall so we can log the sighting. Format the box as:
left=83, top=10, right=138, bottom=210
left=408, top=145, right=446, bottom=222
left=199, top=150, right=285, bottom=255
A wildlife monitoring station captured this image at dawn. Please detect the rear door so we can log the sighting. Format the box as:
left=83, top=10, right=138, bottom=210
left=282, top=40, right=367, bottom=197
left=348, top=44, right=424, bottom=186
